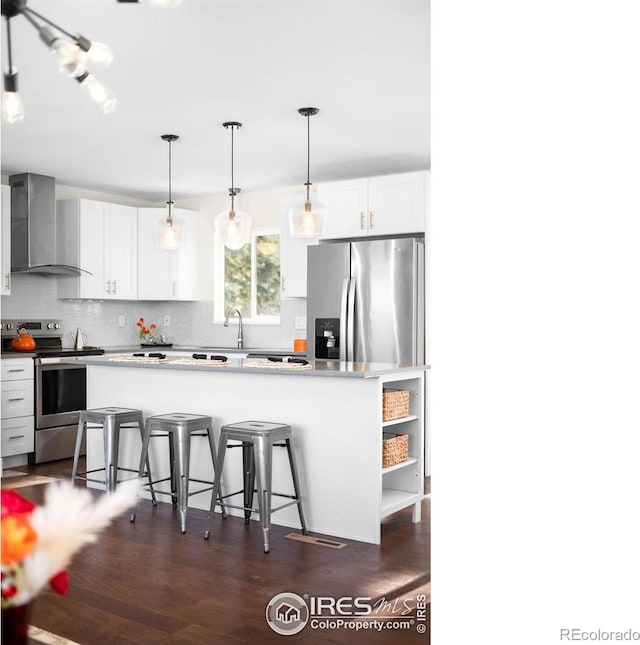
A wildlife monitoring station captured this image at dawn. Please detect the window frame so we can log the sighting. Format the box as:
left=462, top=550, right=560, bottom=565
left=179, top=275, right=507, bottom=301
left=213, top=227, right=281, bottom=324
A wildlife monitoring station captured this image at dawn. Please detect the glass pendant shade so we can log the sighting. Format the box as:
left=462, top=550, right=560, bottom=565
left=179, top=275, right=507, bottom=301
left=215, top=205, right=251, bottom=250
left=289, top=197, right=327, bottom=238
left=154, top=211, right=186, bottom=250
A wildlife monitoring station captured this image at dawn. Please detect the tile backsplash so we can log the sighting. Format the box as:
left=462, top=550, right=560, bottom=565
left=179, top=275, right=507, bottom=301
left=1, top=274, right=306, bottom=351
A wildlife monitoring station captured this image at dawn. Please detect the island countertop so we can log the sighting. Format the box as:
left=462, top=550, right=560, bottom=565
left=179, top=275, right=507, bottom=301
left=61, top=353, right=428, bottom=378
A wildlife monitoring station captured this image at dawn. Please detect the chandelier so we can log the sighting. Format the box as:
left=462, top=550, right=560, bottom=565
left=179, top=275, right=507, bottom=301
left=1, top=0, right=181, bottom=123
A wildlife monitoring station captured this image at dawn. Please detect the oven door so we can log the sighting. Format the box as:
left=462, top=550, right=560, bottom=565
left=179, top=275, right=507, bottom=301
left=35, top=358, right=87, bottom=429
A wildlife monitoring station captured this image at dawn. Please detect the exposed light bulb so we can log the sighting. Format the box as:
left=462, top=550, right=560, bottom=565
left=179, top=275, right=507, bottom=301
left=289, top=197, right=327, bottom=238
left=86, top=41, right=114, bottom=68
left=39, top=28, right=87, bottom=77
left=2, top=72, right=24, bottom=124
left=76, top=72, right=117, bottom=114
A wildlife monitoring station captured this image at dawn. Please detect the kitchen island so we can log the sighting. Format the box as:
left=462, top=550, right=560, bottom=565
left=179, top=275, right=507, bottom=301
left=68, top=354, right=426, bottom=544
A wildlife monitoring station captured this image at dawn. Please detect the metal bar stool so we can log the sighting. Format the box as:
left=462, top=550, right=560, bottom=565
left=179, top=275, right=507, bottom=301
left=71, top=407, right=156, bottom=501
left=204, top=420, right=307, bottom=553
left=130, top=413, right=226, bottom=533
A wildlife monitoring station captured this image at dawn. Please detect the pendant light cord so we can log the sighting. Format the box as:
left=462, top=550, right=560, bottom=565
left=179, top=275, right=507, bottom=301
left=230, top=124, right=236, bottom=211
left=5, top=18, right=14, bottom=73
left=305, top=113, right=311, bottom=201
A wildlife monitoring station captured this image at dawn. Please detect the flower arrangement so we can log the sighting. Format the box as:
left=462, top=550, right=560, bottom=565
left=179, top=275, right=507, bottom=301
left=136, top=317, right=157, bottom=342
left=1, top=480, right=136, bottom=614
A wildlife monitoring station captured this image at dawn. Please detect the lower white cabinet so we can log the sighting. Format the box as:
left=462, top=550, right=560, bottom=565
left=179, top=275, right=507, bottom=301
left=137, top=208, right=199, bottom=301
left=1, top=357, right=35, bottom=458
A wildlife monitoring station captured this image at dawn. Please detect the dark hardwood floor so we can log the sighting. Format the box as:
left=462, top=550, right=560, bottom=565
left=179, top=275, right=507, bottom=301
left=4, top=459, right=430, bottom=644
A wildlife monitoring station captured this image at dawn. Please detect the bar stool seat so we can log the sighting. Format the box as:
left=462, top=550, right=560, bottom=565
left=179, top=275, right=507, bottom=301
left=71, top=407, right=155, bottom=501
left=204, top=420, right=307, bottom=553
left=130, top=413, right=226, bottom=533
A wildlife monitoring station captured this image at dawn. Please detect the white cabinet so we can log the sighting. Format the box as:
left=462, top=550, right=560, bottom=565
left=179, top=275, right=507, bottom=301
left=1, top=357, right=35, bottom=458
left=1, top=184, right=11, bottom=295
left=379, top=374, right=425, bottom=522
left=279, top=195, right=318, bottom=298
left=137, top=208, right=199, bottom=301
left=57, top=199, right=138, bottom=300
left=319, top=170, right=428, bottom=239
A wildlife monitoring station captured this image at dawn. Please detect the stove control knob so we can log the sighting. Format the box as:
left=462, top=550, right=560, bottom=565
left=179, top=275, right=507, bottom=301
left=47, top=323, right=54, bottom=329
left=54, top=323, right=60, bottom=329
left=6, top=322, right=13, bottom=330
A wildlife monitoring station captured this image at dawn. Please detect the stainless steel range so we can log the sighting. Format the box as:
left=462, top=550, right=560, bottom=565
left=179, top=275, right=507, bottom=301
left=1, top=319, right=105, bottom=464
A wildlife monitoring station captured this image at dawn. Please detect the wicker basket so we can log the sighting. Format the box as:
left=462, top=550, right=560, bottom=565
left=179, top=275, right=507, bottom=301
left=382, top=389, right=410, bottom=421
left=382, top=432, right=409, bottom=468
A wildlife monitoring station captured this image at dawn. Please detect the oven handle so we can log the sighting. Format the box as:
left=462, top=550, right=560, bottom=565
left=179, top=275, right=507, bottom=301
left=36, top=358, right=86, bottom=368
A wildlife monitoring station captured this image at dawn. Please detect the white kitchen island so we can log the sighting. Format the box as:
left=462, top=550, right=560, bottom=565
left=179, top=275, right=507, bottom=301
left=70, top=354, right=426, bottom=545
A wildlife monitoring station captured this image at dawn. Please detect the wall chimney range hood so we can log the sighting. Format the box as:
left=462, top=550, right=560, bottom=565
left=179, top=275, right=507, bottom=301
left=9, top=173, right=89, bottom=276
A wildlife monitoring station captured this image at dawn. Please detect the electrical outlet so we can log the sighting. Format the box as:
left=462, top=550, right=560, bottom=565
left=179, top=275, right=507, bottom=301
left=295, top=316, right=306, bottom=330
left=118, top=315, right=125, bottom=327
left=163, top=315, right=171, bottom=326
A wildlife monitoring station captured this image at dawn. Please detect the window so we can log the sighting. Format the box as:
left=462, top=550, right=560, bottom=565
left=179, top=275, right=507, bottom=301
left=214, top=229, right=280, bottom=322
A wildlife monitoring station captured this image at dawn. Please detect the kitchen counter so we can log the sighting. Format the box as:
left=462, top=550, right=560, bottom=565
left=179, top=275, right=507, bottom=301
left=63, top=353, right=425, bottom=378
left=76, top=357, right=426, bottom=544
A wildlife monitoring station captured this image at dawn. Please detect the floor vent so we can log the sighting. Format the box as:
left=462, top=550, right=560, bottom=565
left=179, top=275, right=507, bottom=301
left=285, top=533, right=347, bottom=549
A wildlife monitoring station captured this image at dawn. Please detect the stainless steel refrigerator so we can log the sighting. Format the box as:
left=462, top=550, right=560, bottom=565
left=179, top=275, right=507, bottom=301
left=306, top=236, right=425, bottom=364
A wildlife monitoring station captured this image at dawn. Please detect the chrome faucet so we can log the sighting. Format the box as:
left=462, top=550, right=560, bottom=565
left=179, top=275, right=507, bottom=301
left=224, top=308, right=243, bottom=348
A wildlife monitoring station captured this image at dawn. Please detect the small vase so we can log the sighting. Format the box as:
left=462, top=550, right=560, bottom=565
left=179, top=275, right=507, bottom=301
left=2, top=602, right=34, bottom=645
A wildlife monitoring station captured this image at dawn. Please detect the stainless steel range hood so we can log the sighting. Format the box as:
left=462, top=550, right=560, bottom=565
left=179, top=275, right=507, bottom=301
left=9, top=173, right=89, bottom=276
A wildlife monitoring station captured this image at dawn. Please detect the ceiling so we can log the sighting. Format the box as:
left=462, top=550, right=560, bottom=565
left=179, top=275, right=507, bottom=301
left=0, top=0, right=429, bottom=202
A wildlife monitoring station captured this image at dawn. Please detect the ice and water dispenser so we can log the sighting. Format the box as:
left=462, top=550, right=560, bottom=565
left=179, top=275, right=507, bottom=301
left=314, top=318, right=340, bottom=359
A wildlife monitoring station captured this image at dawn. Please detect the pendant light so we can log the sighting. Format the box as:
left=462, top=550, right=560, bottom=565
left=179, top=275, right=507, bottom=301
left=215, top=121, right=251, bottom=250
left=289, top=107, right=327, bottom=238
left=154, top=134, right=186, bottom=250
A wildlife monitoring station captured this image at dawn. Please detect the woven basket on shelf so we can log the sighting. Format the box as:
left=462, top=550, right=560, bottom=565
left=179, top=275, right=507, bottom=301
left=382, top=389, right=410, bottom=421
left=382, top=432, right=409, bottom=468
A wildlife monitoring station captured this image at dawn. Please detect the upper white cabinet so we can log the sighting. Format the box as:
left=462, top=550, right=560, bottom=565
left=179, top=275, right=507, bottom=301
left=279, top=195, right=318, bottom=298
left=137, top=208, right=199, bottom=301
left=318, top=170, right=428, bottom=239
left=1, top=184, right=11, bottom=295
left=57, top=199, right=138, bottom=300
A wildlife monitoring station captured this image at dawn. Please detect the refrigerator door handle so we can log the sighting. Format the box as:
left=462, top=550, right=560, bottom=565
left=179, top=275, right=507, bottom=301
left=339, top=278, right=350, bottom=361
left=346, top=278, right=356, bottom=361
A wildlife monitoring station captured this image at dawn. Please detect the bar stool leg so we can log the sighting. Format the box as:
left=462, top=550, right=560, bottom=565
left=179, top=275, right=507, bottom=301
left=204, top=431, right=228, bottom=540
left=167, top=430, right=178, bottom=509
left=135, top=418, right=157, bottom=506
left=285, top=438, right=308, bottom=534
left=130, top=418, right=156, bottom=523
left=102, top=416, right=120, bottom=494
left=242, top=441, right=255, bottom=523
left=71, top=414, right=85, bottom=485
left=254, top=436, right=272, bottom=553
left=173, top=426, right=191, bottom=534
left=204, top=426, right=226, bottom=518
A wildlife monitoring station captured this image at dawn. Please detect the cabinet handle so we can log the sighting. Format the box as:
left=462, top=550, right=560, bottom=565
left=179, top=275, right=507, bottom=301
left=8, top=369, right=25, bottom=373
left=281, top=277, right=285, bottom=293
left=9, top=435, right=25, bottom=440
left=112, top=280, right=117, bottom=294
left=369, top=211, right=374, bottom=229
left=360, top=212, right=365, bottom=230
left=5, top=273, right=10, bottom=290
left=172, top=281, right=176, bottom=296
left=8, top=397, right=25, bottom=402
left=106, top=280, right=111, bottom=294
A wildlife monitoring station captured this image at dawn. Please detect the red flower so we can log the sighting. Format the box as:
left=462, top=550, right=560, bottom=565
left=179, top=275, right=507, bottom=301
left=1, top=490, right=36, bottom=519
